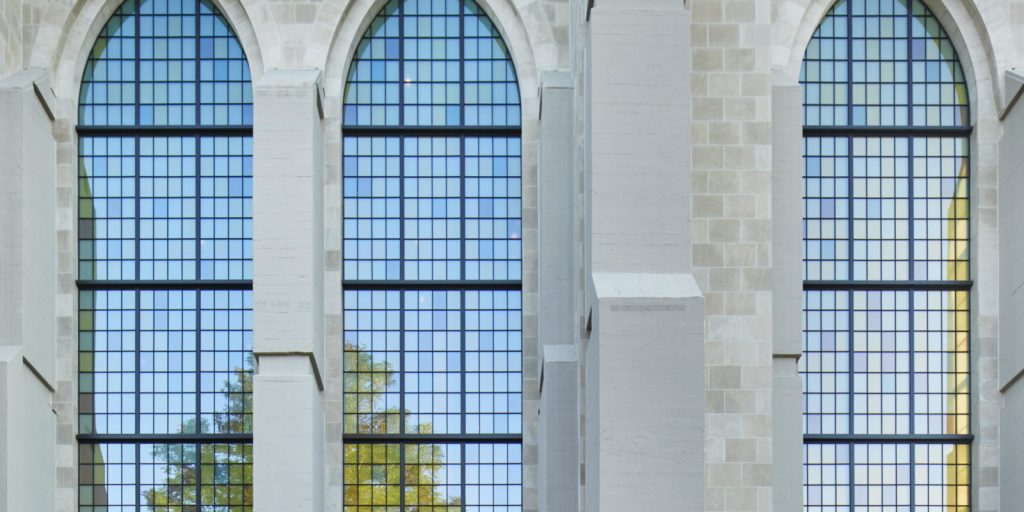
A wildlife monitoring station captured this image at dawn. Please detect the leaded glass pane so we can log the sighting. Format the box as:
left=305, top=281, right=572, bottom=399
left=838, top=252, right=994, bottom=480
left=79, top=289, right=253, bottom=435
left=343, top=136, right=521, bottom=281
left=78, top=443, right=252, bottom=511
left=79, top=135, right=253, bottom=282
left=343, top=2, right=522, bottom=508
left=343, top=289, right=523, bottom=436
left=78, top=1, right=253, bottom=509
left=802, top=135, right=969, bottom=282
left=800, top=1, right=971, bottom=510
left=80, top=0, right=252, bottom=127
left=801, top=0, right=968, bottom=128
left=342, top=443, right=522, bottom=510
left=343, top=0, right=520, bottom=128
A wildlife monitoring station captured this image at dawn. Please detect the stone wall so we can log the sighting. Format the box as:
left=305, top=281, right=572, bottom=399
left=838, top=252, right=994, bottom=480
left=692, top=1, right=775, bottom=510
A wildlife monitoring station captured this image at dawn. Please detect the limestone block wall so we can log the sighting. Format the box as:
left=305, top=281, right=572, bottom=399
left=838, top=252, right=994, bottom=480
left=692, top=1, right=775, bottom=510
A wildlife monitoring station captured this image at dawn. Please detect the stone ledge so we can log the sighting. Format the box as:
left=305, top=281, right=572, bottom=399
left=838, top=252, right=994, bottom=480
left=253, top=351, right=323, bottom=391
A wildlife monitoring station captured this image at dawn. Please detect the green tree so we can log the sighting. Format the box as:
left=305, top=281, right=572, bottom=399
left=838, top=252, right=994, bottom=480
left=143, top=360, right=254, bottom=511
left=343, top=342, right=461, bottom=510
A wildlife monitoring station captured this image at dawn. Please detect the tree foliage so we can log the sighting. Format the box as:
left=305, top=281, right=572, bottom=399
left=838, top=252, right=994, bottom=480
left=343, top=342, right=461, bottom=510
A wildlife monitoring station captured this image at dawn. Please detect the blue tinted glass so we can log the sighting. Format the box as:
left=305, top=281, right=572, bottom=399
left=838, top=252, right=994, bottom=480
left=344, top=0, right=520, bottom=128
left=800, top=0, right=968, bottom=128
left=79, top=443, right=252, bottom=508
left=343, top=2, right=523, bottom=507
left=343, top=442, right=522, bottom=509
left=79, top=289, right=253, bottom=435
left=78, top=2, right=253, bottom=509
left=79, top=135, right=253, bottom=281
left=343, top=136, right=521, bottom=281
left=343, top=289, right=522, bottom=435
left=80, top=0, right=253, bottom=127
left=800, top=2, right=971, bottom=510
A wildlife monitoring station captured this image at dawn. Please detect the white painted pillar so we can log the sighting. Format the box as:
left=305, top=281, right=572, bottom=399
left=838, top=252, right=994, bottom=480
left=999, top=69, right=1024, bottom=510
left=0, top=68, right=58, bottom=512
left=540, top=345, right=579, bottom=512
left=252, top=69, right=325, bottom=512
left=771, top=81, right=804, bottom=512
left=537, top=70, right=581, bottom=512
left=585, top=2, right=704, bottom=510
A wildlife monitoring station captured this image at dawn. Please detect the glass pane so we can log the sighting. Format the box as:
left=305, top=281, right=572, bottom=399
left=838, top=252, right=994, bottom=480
left=79, top=290, right=253, bottom=436
left=80, top=0, right=253, bottom=127
left=803, top=443, right=970, bottom=511
left=343, top=289, right=523, bottom=436
left=79, top=135, right=253, bottom=282
left=802, top=136, right=969, bottom=283
left=342, top=443, right=522, bottom=510
left=343, top=0, right=520, bottom=128
left=78, top=443, right=252, bottom=511
left=342, top=136, right=522, bottom=281
left=800, top=0, right=968, bottom=128
left=801, top=289, right=970, bottom=436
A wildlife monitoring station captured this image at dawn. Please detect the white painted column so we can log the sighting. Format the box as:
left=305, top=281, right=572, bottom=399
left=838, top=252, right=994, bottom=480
left=998, top=69, right=1024, bottom=510
left=585, top=2, right=704, bottom=510
left=539, top=345, right=579, bottom=512
left=0, top=68, right=57, bottom=512
left=537, top=70, right=581, bottom=512
left=771, top=82, right=804, bottom=512
left=252, top=69, right=325, bottom=512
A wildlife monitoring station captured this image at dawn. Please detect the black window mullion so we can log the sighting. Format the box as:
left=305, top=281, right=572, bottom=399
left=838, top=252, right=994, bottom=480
left=400, top=289, right=406, bottom=435
left=136, top=289, right=142, bottom=438
left=194, top=441, right=202, bottom=510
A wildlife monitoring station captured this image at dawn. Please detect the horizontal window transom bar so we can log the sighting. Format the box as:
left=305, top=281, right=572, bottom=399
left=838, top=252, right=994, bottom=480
left=343, top=279, right=521, bottom=290
left=343, top=433, right=522, bottom=444
left=803, top=280, right=971, bottom=291
left=804, top=434, right=973, bottom=444
left=342, top=125, right=522, bottom=137
left=77, top=279, right=253, bottom=290
left=77, top=125, right=253, bottom=136
left=802, top=126, right=973, bottom=137
left=78, top=433, right=253, bottom=443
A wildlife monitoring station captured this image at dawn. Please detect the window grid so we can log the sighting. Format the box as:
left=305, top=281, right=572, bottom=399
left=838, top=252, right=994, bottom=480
left=342, top=442, right=523, bottom=510
left=343, top=1, right=522, bottom=509
left=343, top=289, right=523, bottom=436
left=79, top=443, right=253, bottom=512
left=78, top=0, right=253, bottom=510
left=342, top=135, right=522, bottom=282
left=801, top=1, right=971, bottom=511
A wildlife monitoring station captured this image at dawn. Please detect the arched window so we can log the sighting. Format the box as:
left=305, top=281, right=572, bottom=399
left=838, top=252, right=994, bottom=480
left=800, top=1, right=971, bottom=510
left=77, top=0, right=254, bottom=509
left=342, top=0, right=523, bottom=509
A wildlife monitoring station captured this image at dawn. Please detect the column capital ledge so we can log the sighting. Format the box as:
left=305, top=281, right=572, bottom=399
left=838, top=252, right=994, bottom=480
left=589, top=271, right=703, bottom=301
left=540, top=71, right=573, bottom=90
left=0, top=68, right=56, bottom=121
left=253, top=351, right=323, bottom=391
left=1000, top=69, right=1024, bottom=120
left=253, top=68, right=325, bottom=119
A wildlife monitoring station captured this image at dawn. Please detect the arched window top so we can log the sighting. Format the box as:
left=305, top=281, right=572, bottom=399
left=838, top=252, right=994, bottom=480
left=344, top=0, right=521, bottom=128
left=801, top=0, right=969, bottom=128
left=79, top=0, right=253, bottom=127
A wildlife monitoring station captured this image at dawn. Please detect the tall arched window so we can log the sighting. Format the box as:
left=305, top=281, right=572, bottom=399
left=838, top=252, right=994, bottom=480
left=77, top=0, right=254, bottom=509
left=800, top=1, right=971, bottom=510
left=342, top=0, right=523, bottom=509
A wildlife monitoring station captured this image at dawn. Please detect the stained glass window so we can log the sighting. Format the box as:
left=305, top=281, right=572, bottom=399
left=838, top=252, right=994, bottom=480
left=342, top=0, right=523, bottom=509
left=78, top=0, right=253, bottom=510
left=800, top=1, right=971, bottom=511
